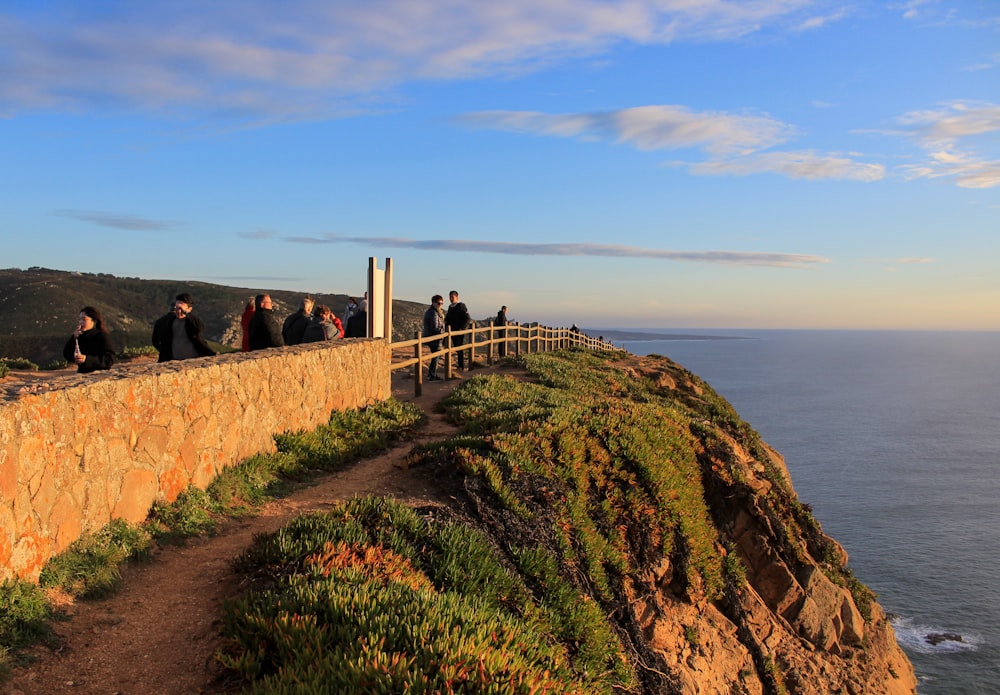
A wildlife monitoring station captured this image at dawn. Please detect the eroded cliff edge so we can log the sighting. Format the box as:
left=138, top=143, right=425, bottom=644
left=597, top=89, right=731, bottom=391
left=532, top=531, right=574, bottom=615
left=224, top=350, right=917, bottom=693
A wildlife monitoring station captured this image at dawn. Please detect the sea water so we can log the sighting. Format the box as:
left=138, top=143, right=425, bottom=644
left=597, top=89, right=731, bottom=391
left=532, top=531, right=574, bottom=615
left=618, top=330, right=1000, bottom=695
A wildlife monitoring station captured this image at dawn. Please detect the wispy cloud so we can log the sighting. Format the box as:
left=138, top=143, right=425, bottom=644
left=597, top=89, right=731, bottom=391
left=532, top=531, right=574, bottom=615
left=0, top=1, right=823, bottom=120
left=238, top=229, right=278, bottom=240
left=863, top=257, right=935, bottom=264
left=458, top=105, right=795, bottom=156
left=55, top=209, right=179, bottom=231
left=460, top=106, right=883, bottom=181
left=281, top=233, right=829, bottom=268
left=686, top=151, right=885, bottom=181
left=893, top=102, right=1000, bottom=188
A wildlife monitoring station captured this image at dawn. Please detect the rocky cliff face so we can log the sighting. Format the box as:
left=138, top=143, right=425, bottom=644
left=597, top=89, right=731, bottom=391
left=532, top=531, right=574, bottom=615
left=620, top=357, right=917, bottom=694
left=439, top=353, right=917, bottom=694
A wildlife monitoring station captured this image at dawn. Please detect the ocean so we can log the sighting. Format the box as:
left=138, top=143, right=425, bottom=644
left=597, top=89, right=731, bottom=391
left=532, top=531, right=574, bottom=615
left=617, top=329, right=1000, bottom=695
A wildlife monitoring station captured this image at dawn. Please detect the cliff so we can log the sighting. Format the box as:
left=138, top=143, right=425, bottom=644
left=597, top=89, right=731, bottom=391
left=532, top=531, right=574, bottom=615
left=222, top=350, right=917, bottom=694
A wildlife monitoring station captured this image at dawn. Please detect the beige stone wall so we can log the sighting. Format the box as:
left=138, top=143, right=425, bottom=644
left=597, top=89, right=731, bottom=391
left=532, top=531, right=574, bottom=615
left=0, top=339, right=391, bottom=581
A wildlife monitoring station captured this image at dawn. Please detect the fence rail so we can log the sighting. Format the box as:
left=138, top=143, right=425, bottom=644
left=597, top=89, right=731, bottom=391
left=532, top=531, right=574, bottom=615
left=390, top=323, right=620, bottom=396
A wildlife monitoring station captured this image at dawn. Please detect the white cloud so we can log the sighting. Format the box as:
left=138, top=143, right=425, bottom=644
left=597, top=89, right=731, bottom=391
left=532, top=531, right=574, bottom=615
left=461, top=107, right=883, bottom=181
left=0, top=1, right=822, bottom=119
left=893, top=102, right=1000, bottom=188
left=282, top=233, right=829, bottom=268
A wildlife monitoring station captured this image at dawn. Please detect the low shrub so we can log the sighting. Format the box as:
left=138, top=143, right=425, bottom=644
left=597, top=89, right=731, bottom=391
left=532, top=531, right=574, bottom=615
left=38, top=519, right=152, bottom=599
left=119, top=345, right=158, bottom=359
left=222, top=496, right=633, bottom=693
left=0, top=580, right=52, bottom=673
left=2, top=357, right=37, bottom=371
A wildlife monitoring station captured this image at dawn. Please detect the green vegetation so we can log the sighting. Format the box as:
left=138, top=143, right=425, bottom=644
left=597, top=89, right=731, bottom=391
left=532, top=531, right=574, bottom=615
left=436, top=351, right=726, bottom=601
left=0, top=399, right=422, bottom=673
left=119, top=344, right=158, bottom=359
left=222, top=496, right=634, bottom=694
left=0, top=581, right=52, bottom=675
left=39, top=519, right=152, bottom=599
left=0, top=361, right=7, bottom=379
left=1, top=357, right=37, bottom=371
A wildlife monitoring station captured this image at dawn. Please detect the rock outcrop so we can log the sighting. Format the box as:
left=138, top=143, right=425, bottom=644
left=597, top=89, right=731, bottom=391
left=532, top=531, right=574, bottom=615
left=432, top=353, right=917, bottom=693
left=620, top=356, right=917, bottom=694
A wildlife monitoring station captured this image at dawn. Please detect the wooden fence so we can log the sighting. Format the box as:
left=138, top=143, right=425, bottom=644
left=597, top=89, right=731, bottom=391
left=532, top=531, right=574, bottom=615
left=390, top=323, right=620, bottom=396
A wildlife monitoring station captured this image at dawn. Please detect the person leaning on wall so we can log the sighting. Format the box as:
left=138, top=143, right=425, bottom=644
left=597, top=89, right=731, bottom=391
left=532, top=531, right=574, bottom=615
left=248, top=294, right=284, bottom=350
left=301, top=304, right=343, bottom=342
left=151, top=292, right=217, bottom=362
left=240, top=296, right=256, bottom=352
left=63, top=306, right=115, bottom=373
left=282, top=295, right=315, bottom=346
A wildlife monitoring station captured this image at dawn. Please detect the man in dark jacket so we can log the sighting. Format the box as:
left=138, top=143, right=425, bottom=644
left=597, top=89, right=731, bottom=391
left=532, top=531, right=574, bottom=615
left=282, top=296, right=315, bottom=346
left=444, top=289, right=472, bottom=370
left=248, top=294, right=284, bottom=350
left=151, top=293, right=217, bottom=362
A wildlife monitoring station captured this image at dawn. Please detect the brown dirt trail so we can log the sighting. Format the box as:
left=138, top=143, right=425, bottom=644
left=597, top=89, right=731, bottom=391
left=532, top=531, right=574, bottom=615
left=3, top=367, right=485, bottom=695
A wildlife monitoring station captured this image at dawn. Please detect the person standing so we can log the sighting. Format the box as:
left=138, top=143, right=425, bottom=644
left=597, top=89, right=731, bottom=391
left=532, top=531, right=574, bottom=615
left=423, top=294, right=446, bottom=380
left=282, top=296, right=315, bottom=346
left=495, top=305, right=509, bottom=358
left=151, top=293, right=217, bottom=362
left=248, top=294, right=284, bottom=350
left=343, top=297, right=358, bottom=326
left=302, top=305, right=342, bottom=342
left=63, top=306, right=115, bottom=373
left=240, top=297, right=256, bottom=352
left=445, top=290, right=472, bottom=370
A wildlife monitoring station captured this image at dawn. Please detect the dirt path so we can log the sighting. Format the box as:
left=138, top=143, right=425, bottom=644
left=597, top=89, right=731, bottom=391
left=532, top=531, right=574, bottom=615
left=3, top=368, right=479, bottom=695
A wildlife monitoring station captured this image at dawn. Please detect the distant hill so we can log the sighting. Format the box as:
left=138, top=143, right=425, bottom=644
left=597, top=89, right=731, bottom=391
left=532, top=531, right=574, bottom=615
left=0, top=267, right=427, bottom=366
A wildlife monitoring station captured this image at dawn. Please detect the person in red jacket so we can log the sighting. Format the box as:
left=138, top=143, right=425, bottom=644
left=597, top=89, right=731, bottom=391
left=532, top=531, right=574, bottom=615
left=240, top=297, right=255, bottom=352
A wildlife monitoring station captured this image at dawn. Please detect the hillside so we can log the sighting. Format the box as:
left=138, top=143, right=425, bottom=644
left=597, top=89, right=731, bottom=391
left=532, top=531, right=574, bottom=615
left=0, top=267, right=428, bottom=365
left=5, top=351, right=916, bottom=694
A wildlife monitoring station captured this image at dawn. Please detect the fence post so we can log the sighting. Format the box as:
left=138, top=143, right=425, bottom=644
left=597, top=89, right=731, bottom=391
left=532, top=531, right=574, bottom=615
left=488, top=322, right=495, bottom=365
left=469, top=322, right=476, bottom=369
left=446, top=327, right=454, bottom=379
left=414, top=329, right=423, bottom=397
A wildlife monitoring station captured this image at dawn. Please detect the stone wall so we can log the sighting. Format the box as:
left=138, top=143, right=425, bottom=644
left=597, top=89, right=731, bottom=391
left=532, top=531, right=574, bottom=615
left=0, top=339, right=391, bottom=581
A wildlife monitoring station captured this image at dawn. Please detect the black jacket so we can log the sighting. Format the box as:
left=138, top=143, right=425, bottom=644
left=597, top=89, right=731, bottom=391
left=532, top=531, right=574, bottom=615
left=248, top=308, right=284, bottom=350
left=63, top=328, right=115, bottom=373
left=151, top=312, right=216, bottom=362
left=282, top=310, right=312, bottom=346
left=445, top=302, right=471, bottom=331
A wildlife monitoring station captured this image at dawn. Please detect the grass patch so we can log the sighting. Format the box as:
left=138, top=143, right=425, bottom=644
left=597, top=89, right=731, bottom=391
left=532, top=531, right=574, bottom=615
left=0, top=580, right=52, bottom=675
left=38, top=519, right=152, bottom=599
left=222, top=496, right=634, bottom=694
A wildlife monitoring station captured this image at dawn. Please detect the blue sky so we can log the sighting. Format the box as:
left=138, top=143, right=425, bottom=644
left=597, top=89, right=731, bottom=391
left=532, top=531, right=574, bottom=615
left=2, top=1, right=998, bottom=330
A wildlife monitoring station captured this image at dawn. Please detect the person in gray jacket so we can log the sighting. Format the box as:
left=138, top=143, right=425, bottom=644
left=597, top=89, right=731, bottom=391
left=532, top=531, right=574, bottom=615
left=423, top=294, right=446, bottom=380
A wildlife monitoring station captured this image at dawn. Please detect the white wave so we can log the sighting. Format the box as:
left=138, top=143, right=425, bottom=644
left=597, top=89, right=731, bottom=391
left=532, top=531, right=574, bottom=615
left=891, top=615, right=982, bottom=655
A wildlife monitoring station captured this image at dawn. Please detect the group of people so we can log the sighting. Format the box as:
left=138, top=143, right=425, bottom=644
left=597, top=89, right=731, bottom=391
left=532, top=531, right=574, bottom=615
left=63, top=291, right=360, bottom=374
left=422, top=291, right=509, bottom=381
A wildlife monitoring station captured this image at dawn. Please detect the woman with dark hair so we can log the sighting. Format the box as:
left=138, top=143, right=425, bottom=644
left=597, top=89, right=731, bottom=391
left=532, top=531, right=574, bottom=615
left=63, top=306, right=116, bottom=373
